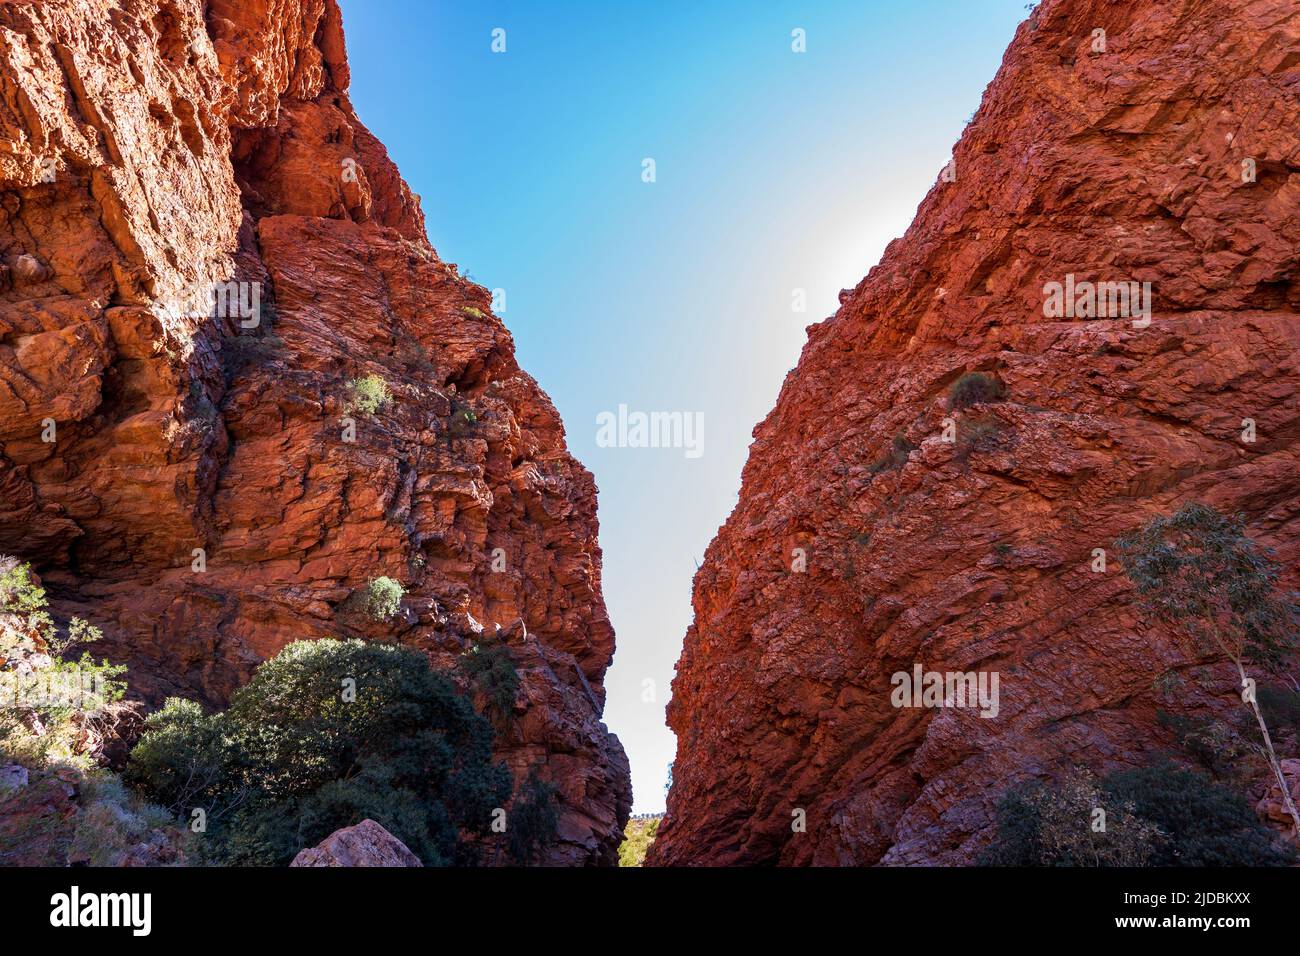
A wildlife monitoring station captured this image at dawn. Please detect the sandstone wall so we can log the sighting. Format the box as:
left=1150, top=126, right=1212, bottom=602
left=652, top=0, right=1300, bottom=865
left=0, top=0, right=629, bottom=865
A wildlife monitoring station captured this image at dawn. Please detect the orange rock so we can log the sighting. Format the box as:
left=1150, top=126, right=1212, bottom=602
left=0, top=0, right=628, bottom=865
left=652, top=0, right=1300, bottom=865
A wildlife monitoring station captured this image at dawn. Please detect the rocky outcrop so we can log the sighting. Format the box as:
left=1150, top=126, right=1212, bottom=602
left=652, top=0, right=1300, bottom=865
left=0, top=0, right=629, bottom=865
left=291, top=819, right=422, bottom=867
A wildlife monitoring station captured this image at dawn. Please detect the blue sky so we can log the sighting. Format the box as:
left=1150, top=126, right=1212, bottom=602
left=338, top=0, right=1029, bottom=813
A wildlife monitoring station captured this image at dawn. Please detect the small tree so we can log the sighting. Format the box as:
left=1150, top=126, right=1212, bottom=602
left=358, top=577, right=404, bottom=622
left=506, top=771, right=559, bottom=865
left=1116, top=503, right=1300, bottom=834
left=0, top=557, right=126, bottom=769
left=127, top=639, right=512, bottom=865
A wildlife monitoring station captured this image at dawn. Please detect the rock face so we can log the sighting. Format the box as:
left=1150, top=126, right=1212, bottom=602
left=291, top=819, right=422, bottom=867
left=0, top=0, right=629, bottom=865
left=652, top=0, right=1300, bottom=866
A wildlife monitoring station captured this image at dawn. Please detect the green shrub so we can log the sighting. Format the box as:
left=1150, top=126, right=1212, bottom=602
left=461, top=306, right=486, bottom=320
left=1116, top=503, right=1300, bottom=832
left=979, top=767, right=1160, bottom=866
left=126, top=639, right=512, bottom=866
left=358, top=576, right=404, bottom=622
left=345, top=374, right=393, bottom=415
left=982, top=762, right=1294, bottom=866
left=0, top=556, right=47, bottom=615
left=1101, top=761, right=1295, bottom=866
left=460, top=640, right=519, bottom=728
left=125, top=698, right=230, bottom=815
left=507, top=771, right=559, bottom=865
left=449, top=400, right=479, bottom=436
left=948, top=372, right=1006, bottom=411
left=0, top=557, right=126, bottom=770
left=1156, top=710, right=1250, bottom=778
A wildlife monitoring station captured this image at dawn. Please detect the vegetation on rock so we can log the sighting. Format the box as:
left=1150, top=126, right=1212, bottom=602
left=1116, top=503, right=1300, bottom=834
left=356, top=576, right=405, bottom=622
left=983, top=762, right=1294, bottom=866
left=947, top=372, right=1006, bottom=411
left=460, top=640, right=519, bottom=729
left=126, top=639, right=522, bottom=866
left=345, top=373, right=393, bottom=415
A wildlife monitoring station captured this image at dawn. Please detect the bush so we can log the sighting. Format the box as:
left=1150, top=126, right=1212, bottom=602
left=1101, top=761, right=1295, bottom=866
left=126, top=639, right=513, bottom=866
left=345, top=374, right=392, bottom=415
left=0, top=556, right=47, bottom=616
left=449, top=400, right=479, bottom=436
left=358, top=576, right=404, bottom=622
left=0, top=557, right=126, bottom=771
left=869, top=433, right=916, bottom=474
left=507, top=771, right=559, bottom=865
left=982, top=762, right=1295, bottom=866
left=948, top=372, right=1006, bottom=411
left=1116, top=503, right=1300, bottom=831
left=460, top=640, right=519, bottom=728
left=979, top=767, right=1160, bottom=866
left=1156, top=710, right=1250, bottom=778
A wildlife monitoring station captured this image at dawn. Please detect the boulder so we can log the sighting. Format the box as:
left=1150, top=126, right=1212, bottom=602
left=290, top=820, right=423, bottom=867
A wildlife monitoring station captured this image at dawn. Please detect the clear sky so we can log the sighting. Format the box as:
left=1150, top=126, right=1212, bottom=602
left=338, top=0, right=1029, bottom=813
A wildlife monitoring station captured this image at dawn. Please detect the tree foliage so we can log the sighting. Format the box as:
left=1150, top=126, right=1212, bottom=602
left=460, top=639, right=519, bottom=728
left=1115, top=503, right=1296, bottom=667
left=127, top=639, right=512, bottom=866
left=1116, top=503, right=1300, bottom=832
left=983, top=762, right=1294, bottom=867
left=357, top=576, right=404, bottom=622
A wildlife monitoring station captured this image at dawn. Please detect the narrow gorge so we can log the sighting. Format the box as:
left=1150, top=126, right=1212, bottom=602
left=2, top=0, right=1298, bottom=873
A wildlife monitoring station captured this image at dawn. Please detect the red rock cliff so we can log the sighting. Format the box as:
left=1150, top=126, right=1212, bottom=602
left=652, top=0, right=1300, bottom=865
left=0, top=0, right=629, bottom=865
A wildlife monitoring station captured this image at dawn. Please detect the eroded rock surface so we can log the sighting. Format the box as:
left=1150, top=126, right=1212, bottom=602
left=291, top=819, right=422, bottom=867
left=0, top=0, right=629, bottom=865
left=653, top=0, right=1300, bottom=865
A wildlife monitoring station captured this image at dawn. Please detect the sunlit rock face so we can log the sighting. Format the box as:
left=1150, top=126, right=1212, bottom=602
left=651, top=0, right=1300, bottom=866
left=0, top=0, right=629, bottom=866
